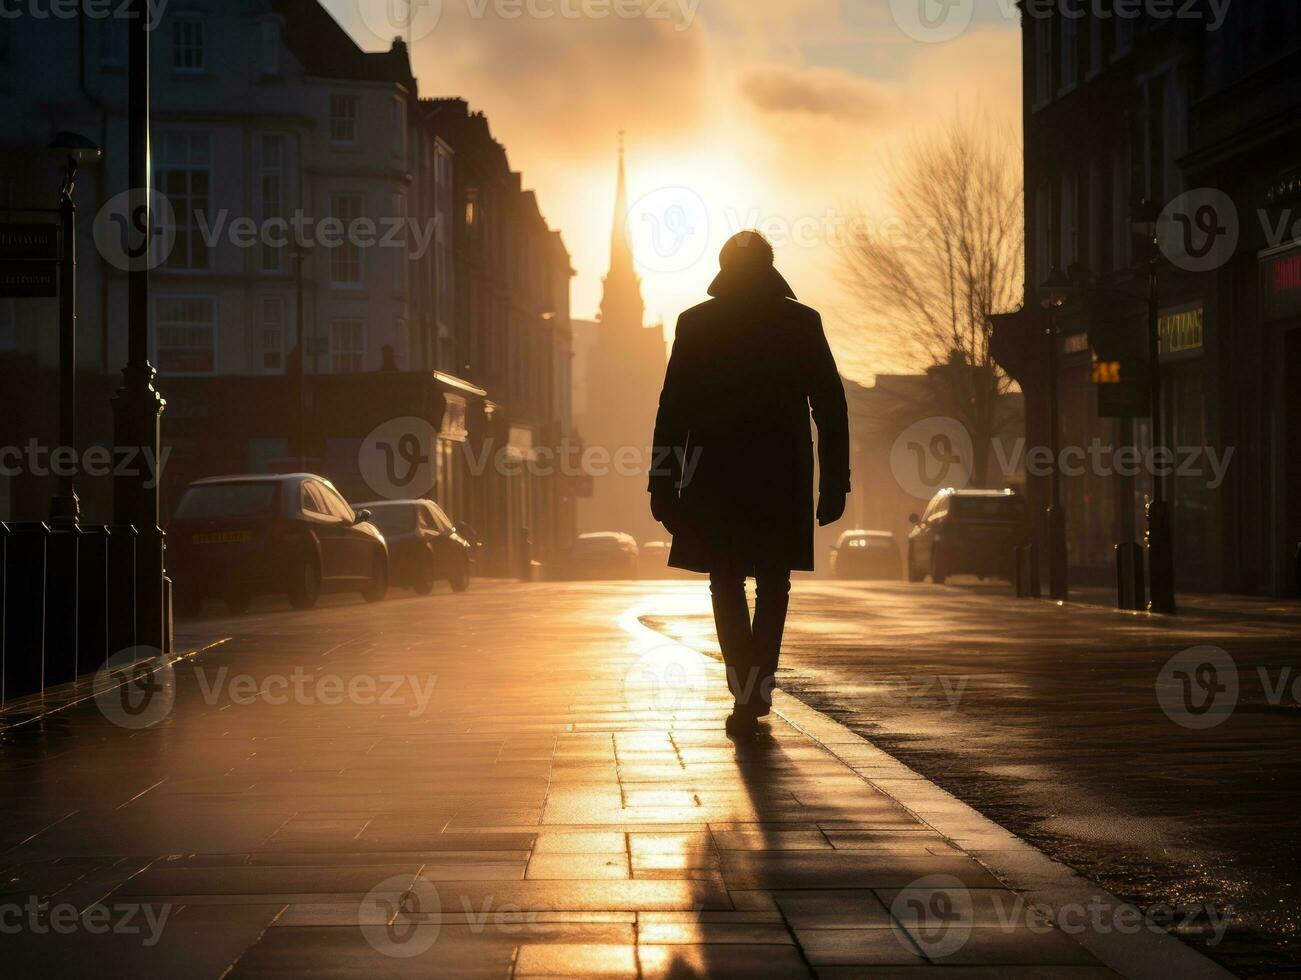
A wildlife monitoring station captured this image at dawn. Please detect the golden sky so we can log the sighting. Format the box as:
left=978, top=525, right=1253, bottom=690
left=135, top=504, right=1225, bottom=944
left=326, top=0, right=1022, bottom=383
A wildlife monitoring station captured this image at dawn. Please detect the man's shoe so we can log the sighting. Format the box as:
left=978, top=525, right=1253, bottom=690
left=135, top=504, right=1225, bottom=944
left=725, top=711, right=759, bottom=736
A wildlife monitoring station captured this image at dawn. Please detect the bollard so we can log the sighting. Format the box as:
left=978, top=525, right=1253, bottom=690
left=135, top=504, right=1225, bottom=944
left=1115, top=542, right=1146, bottom=611
left=162, top=573, right=174, bottom=656
left=135, top=525, right=166, bottom=655
left=0, top=523, right=7, bottom=696
left=106, top=525, right=138, bottom=665
left=3, top=522, right=48, bottom=703
left=44, top=524, right=82, bottom=687
left=78, top=525, right=111, bottom=677
left=1015, top=543, right=1041, bottom=599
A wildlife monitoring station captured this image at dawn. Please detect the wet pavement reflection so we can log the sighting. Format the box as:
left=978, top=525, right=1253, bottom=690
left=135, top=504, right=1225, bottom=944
left=645, top=578, right=1301, bottom=975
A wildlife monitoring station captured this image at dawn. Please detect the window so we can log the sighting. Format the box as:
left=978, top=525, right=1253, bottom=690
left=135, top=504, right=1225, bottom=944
left=395, top=316, right=408, bottom=369
left=330, top=319, right=364, bottom=372
left=155, top=296, right=216, bottom=374
left=436, top=243, right=452, bottom=326
left=172, top=15, right=206, bottom=73
left=392, top=191, right=407, bottom=292
left=156, top=132, right=212, bottom=270
left=1111, top=144, right=1133, bottom=271
left=100, top=18, right=125, bottom=67
left=329, top=194, right=364, bottom=286
left=259, top=133, right=286, bottom=273
left=1060, top=171, right=1079, bottom=268
left=1087, top=13, right=1104, bottom=77
left=317, top=482, right=355, bottom=522
left=261, top=296, right=285, bottom=372
left=1059, top=13, right=1077, bottom=91
left=301, top=481, right=332, bottom=517
left=1114, top=9, right=1134, bottom=59
left=260, top=21, right=280, bottom=75
left=1034, top=181, right=1053, bottom=281
left=0, top=299, right=14, bottom=351
left=330, top=94, right=359, bottom=144
left=1034, top=15, right=1054, bottom=107
left=392, top=97, right=406, bottom=161
left=426, top=502, right=455, bottom=533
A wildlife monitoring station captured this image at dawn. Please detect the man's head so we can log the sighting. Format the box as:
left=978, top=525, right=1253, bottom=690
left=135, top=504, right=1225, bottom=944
left=718, top=230, right=774, bottom=273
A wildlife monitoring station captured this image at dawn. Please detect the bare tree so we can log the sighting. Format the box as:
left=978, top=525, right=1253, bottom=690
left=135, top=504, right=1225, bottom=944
left=839, top=106, right=1024, bottom=485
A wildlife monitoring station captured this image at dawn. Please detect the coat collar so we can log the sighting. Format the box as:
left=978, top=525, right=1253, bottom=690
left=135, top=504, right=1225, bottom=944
left=707, top=263, right=797, bottom=300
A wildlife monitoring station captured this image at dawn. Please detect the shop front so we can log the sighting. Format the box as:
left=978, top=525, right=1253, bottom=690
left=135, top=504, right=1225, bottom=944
left=1261, top=242, right=1301, bottom=594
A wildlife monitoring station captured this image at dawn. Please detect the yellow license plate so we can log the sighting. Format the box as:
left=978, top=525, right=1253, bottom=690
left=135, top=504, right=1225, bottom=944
left=192, top=530, right=252, bottom=545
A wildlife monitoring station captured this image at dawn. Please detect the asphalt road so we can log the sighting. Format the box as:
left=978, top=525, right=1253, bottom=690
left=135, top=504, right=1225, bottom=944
left=641, top=578, right=1301, bottom=977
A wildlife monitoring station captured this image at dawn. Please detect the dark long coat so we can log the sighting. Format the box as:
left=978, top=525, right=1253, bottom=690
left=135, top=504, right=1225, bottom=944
left=648, top=265, right=850, bottom=573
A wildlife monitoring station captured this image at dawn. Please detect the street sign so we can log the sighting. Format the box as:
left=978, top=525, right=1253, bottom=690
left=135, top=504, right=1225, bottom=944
left=0, top=224, right=60, bottom=262
left=0, top=261, right=58, bottom=298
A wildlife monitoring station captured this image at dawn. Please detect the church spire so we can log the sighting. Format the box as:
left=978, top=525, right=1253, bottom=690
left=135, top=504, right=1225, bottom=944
left=600, top=130, right=645, bottom=332
left=608, top=130, right=636, bottom=284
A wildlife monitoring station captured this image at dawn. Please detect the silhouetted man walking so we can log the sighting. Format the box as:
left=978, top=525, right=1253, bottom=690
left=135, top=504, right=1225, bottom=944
left=649, top=230, right=850, bottom=735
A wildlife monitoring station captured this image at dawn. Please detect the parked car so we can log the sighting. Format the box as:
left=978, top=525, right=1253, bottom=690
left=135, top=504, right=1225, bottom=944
left=638, top=540, right=672, bottom=578
left=169, top=474, right=388, bottom=615
left=355, top=498, right=471, bottom=594
left=831, top=530, right=902, bottom=580
left=570, top=532, right=639, bottom=579
left=906, top=488, right=1028, bottom=584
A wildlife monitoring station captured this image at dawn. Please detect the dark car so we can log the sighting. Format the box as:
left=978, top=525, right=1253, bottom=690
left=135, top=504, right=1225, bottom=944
left=355, top=499, right=471, bottom=594
left=906, top=488, right=1028, bottom=584
left=831, top=530, right=902, bottom=580
left=169, top=474, right=388, bottom=615
left=570, top=532, right=639, bottom=580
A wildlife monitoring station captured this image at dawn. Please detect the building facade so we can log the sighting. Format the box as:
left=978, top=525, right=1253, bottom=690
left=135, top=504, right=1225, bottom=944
left=0, top=1, right=575, bottom=576
left=994, top=0, right=1301, bottom=596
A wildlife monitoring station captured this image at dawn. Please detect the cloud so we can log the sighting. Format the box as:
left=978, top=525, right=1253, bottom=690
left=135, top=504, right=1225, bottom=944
left=739, top=65, right=882, bottom=122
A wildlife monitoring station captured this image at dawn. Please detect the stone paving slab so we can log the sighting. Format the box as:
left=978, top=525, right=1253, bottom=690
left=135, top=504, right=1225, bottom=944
left=0, top=584, right=1237, bottom=977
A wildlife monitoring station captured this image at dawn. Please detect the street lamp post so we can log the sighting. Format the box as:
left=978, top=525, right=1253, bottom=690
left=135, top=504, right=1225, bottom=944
left=111, top=0, right=167, bottom=653
left=1039, top=266, right=1071, bottom=602
left=48, top=133, right=102, bottom=526
left=290, top=244, right=312, bottom=469
left=1136, top=202, right=1177, bottom=614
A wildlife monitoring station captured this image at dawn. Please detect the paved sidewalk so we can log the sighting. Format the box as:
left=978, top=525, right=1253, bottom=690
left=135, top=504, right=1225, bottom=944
left=0, top=584, right=1231, bottom=977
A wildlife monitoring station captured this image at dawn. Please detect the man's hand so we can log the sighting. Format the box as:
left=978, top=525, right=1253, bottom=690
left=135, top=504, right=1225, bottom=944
left=817, top=491, right=846, bottom=527
left=650, top=489, right=681, bottom=535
